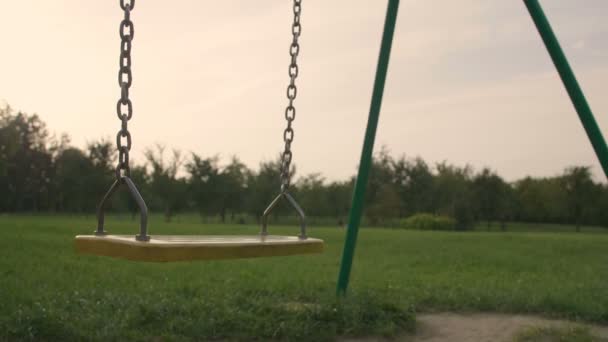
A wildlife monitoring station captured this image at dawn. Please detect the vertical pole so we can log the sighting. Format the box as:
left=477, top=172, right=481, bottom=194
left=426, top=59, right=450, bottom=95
left=336, top=0, right=400, bottom=296
left=524, top=0, right=608, bottom=180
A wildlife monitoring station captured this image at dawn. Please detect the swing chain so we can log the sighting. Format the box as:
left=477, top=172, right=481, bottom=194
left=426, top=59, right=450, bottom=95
left=115, top=0, right=135, bottom=179
left=279, top=0, right=302, bottom=191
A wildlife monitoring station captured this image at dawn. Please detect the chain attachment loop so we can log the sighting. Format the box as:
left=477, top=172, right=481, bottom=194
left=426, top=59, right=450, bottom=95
left=120, top=0, right=134, bottom=10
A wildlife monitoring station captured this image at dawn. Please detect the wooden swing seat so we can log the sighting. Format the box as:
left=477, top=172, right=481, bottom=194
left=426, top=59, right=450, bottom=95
left=74, top=234, right=324, bottom=262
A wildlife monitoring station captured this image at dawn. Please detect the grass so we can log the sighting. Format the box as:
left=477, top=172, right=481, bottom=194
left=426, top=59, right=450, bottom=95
left=1, top=215, right=608, bottom=341
left=474, top=221, right=608, bottom=234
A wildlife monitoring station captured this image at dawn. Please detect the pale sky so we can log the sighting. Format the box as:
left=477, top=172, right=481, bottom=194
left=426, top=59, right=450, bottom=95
left=1, top=1, right=607, bottom=182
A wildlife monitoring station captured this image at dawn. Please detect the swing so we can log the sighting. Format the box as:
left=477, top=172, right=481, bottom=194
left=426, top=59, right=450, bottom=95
left=74, top=0, right=323, bottom=262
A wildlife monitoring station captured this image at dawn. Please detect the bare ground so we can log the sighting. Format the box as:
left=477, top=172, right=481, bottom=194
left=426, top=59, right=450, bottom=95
left=343, top=313, right=608, bottom=342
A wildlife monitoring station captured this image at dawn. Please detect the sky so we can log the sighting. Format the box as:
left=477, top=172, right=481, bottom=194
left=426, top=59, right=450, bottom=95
left=1, top=1, right=607, bottom=182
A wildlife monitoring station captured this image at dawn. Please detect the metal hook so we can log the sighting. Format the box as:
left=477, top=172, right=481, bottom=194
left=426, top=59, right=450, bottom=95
left=261, top=191, right=307, bottom=239
left=95, top=176, right=150, bottom=242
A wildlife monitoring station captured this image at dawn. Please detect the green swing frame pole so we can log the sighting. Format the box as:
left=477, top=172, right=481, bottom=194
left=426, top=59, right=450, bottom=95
left=524, top=0, right=608, bottom=180
left=336, top=0, right=400, bottom=296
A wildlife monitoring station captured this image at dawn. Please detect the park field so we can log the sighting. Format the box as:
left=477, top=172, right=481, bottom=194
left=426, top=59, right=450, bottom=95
left=1, top=215, right=608, bottom=341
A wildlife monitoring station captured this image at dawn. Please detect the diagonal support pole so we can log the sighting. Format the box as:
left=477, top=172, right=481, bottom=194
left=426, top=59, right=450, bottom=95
left=524, top=0, right=608, bottom=180
left=336, top=0, right=400, bottom=296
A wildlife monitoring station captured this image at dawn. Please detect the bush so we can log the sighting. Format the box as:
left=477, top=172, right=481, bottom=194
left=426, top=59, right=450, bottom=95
left=400, top=213, right=456, bottom=231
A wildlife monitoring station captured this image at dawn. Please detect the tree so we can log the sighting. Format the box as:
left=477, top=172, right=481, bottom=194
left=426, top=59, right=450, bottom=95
left=296, top=173, right=328, bottom=217
left=392, top=156, right=434, bottom=217
left=596, top=185, right=608, bottom=228
left=514, top=176, right=568, bottom=224
left=87, top=139, right=115, bottom=171
left=366, top=183, right=401, bottom=225
left=365, top=147, right=400, bottom=225
left=0, top=106, right=54, bottom=212
left=3, top=103, right=608, bottom=231
left=145, top=144, right=186, bottom=222
left=185, top=154, right=222, bottom=221
left=472, top=168, right=509, bottom=230
left=53, top=148, right=93, bottom=212
left=561, top=166, right=595, bottom=232
left=434, top=162, right=475, bottom=230
left=497, top=183, right=517, bottom=231
left=220, top=156, right=249, bottom=222
left=325, top=179, right=353, bottom=225
left=185, top=155, right=252, bottom=223
left=246, top=157, right=286, bottom=222
left=85, top=139, right=115, bottom=211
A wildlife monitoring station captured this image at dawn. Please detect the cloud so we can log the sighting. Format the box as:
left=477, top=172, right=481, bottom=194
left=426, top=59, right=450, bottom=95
left=572, top=40, right=586, bottom=50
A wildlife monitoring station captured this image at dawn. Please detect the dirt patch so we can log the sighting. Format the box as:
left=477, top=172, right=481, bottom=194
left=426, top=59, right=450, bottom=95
left=343, top=313, right=608, bottom=342
left=413, top=313, right=608, bottom=342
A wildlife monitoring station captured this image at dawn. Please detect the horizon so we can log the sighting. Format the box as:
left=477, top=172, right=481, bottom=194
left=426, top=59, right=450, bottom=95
left=0, top=101, right=599, bottom=184
left=1, top=1, right=607, bottom=183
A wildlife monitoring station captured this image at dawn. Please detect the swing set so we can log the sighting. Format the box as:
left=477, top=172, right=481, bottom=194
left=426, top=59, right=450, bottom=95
left=75, top=0, right=608, bottom=295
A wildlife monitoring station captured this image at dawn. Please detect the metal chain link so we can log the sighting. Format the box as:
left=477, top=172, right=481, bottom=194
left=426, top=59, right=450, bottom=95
left=115, top=0, right=135, bottom=179
left=280, top=0, right=302, bottom=191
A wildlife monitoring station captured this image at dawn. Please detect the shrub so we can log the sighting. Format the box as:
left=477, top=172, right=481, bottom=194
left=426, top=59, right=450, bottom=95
left=400, top=213, right=456, bottom=231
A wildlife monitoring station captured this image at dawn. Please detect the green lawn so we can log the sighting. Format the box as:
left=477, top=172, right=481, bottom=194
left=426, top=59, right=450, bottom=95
left=1, top=215, right=607, bottom=341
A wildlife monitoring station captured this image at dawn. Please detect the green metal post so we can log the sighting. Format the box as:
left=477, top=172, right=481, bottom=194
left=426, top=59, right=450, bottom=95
left=336, top=0, right=400, bottom=296
left=524, top=0, right=608, bottom=180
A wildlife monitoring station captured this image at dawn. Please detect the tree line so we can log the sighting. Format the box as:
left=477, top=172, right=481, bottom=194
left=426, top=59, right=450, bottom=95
left=2, top=105, right=607, bottom=230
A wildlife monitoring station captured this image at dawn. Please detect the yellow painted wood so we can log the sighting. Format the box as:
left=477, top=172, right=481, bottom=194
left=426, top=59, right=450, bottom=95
left=74, top=235, right=324, bottom=262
